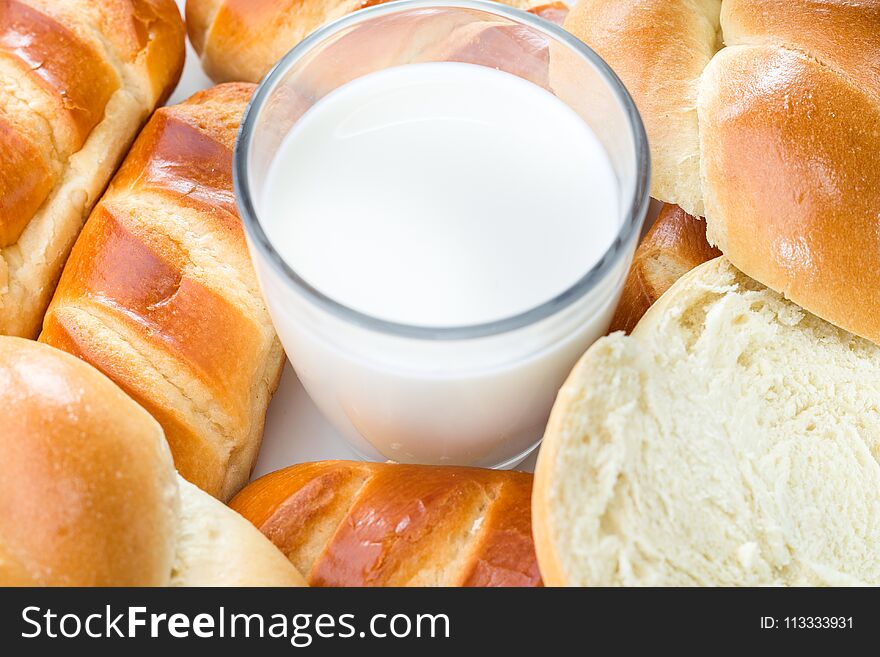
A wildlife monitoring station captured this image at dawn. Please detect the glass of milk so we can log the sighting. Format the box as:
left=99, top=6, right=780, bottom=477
left=235, top=0, right=650, bottom=468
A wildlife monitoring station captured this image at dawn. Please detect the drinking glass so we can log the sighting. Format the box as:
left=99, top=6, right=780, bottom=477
left=235, top=0, right=651, bottom=468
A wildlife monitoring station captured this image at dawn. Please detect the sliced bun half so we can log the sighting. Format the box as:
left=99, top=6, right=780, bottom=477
left=534, top=257, right=880, bottom=586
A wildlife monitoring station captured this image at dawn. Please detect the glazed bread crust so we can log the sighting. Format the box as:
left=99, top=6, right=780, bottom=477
left=0, top=337, right=305, bottom=587
left=699, top=43, right=880, bottom=344
left=186, top=0, right=540, bottom=84
left=230, top=461, right=542, bottom=587
left=609, top=203, right=720, bottom=334
left=40, top=84, right=286, bottom=501
left=0, top=0, right=185, bottom=338
left=564, top=1, right=880, bottom=344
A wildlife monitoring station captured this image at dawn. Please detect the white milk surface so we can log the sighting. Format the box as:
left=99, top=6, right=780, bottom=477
left=261, top=62, right=619, bottom=327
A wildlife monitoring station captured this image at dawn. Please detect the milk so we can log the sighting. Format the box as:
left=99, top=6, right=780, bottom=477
left=261, top=62, right=619, bottom=327
left=254, top=62, right=629, bottom=466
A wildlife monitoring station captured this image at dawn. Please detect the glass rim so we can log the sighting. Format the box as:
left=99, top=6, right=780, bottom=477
left=234, top=0, right=651, bottom=341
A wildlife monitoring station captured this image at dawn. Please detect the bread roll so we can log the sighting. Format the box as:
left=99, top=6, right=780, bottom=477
left=562, top=0, right=722, bottom=217
left=564, top=0, right=880, bottom=345
left=39, top=83, right=285, bottom=501
left=0, top=0, right=185, bottom=338
left=0, top=337, right=304, bottom=587
left=186, top=0, right=542, bottom=84
left=534, top=257, right=880, bottom=586
left=609, top=203, right=720, bottom=334
left=230, top=461, right=542, bottom=587
left=699, top=43, right=880, bottom=345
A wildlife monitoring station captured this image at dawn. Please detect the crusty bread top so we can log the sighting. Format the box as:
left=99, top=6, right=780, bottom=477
left=0, top=0, right=116, bottom=248
left=0, top=336, right=304, bottom=587
left=18, top=0, right=185, bottom=106
left=0, top=337, right=179, bottom=586
left=185, top=0, right=221, bottom=54
left=699, top=43, right=880, bottom=345
left=564, top=0, right=880, bottom=346
left=187, top=0, right=391, bottom=83
left=231, top=460, right=542, bottom=587
left=534, top=257, right=880, bottom=586
left=39, top=83, right=285, bottom=502
left=187, top=0, right=539, bottom=84
left=563, top=0, right=879, bottom=215
left=720, top=0, right=880, bottom=101
left=0, top=0, right=184, bottom=248
left=0, top=0, right=185, bottom=339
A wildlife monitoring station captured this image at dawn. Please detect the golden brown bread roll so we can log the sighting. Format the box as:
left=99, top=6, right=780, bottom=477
left=186, top=0, right=544, bottom=83
left=0, top=0, right=185, bottom=338
left=229, top=461, right=543, bottom=587
left=700, top=43, right=880, bottom=346
left=565, top=0, right=880, bottom=344
left=0, top=337, right=305, bottom=586
left=609, top=203, right=720, bottom=334
left=39, top=83, right=285, bottom=501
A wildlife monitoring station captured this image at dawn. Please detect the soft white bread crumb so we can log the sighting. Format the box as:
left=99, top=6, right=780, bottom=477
left=533, top=257, right=880, bottom=586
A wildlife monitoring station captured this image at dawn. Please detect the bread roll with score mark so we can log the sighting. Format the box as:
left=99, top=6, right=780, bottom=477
left=0, top=337, right=304, bottom=587
left=0, top=0, right=185, bottom=338
left=609, top=203, right=720, bottom=334
left=564, top=0, right=880, bottom=345
left=39, top=83, right=285, bottom=502
left=230, top=460, right=543, bottom=587
left=534, top=257, right=880, bottom=586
